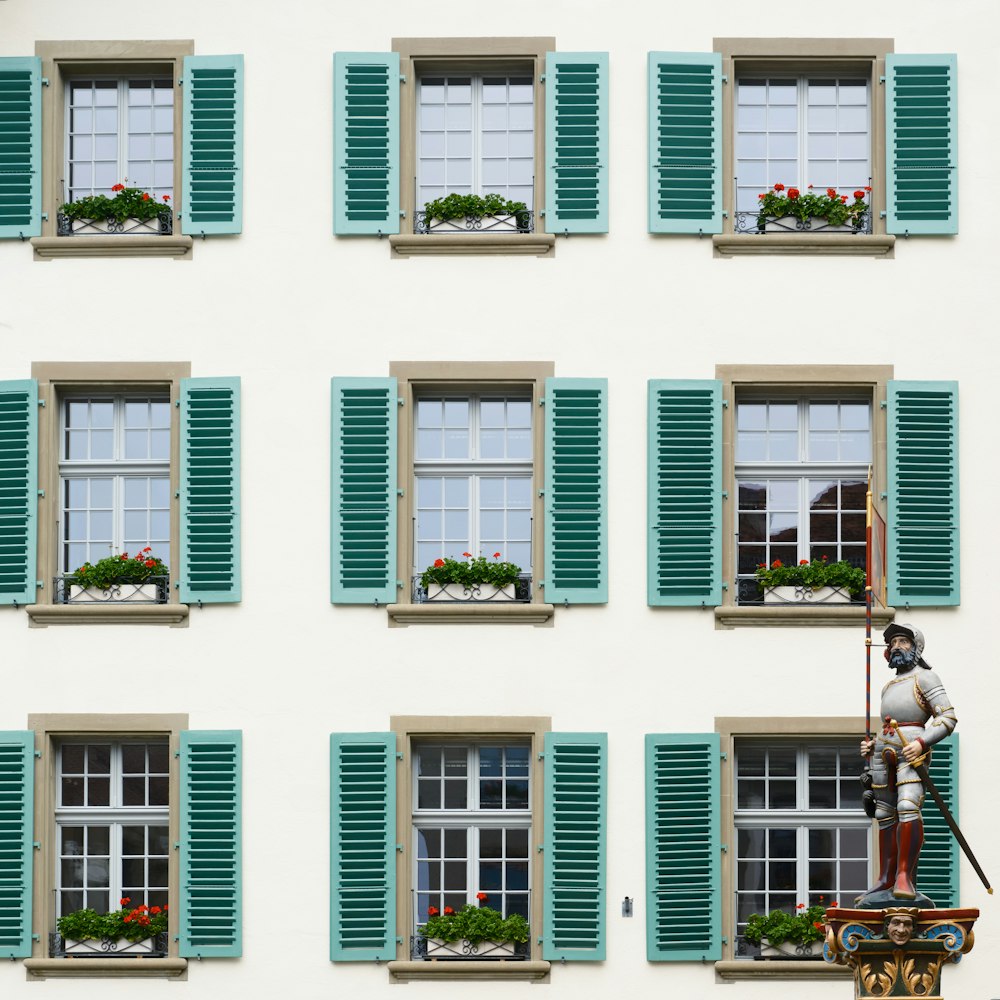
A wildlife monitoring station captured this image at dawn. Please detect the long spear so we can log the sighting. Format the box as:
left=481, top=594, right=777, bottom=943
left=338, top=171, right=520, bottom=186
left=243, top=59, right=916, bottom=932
left=865, top=477, right=873, bottom=741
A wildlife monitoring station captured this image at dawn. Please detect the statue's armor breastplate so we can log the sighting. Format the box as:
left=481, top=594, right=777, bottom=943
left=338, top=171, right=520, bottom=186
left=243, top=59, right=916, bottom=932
left=880, top=671, right=931, bottom=726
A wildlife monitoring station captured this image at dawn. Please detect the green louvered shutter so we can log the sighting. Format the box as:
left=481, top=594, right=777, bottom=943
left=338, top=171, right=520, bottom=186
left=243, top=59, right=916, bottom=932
left=885, top=54, right=957, bottom=235
left=182, top=55, right=243, bottom=235
left=645, top=734, right=721, bottom=962
left=0, top=732, right=34, bottom=959
left=543, top=732, right=606, bottom=962
left=334, top=53, right=400, bottom=235
left=648, top=380, right=722, bottom=606
left=330, top=733, right=396, bottom=961
left=0, top=57, right=41, bottom=239
left=543, top=378, right=607, bottom=604
left=179, top=730, right=241, bottom=958
left=179, top=377, right=241, bottom=604
left=887, top=381, right=958, bottom=606
left=0, top=380, right=37, bottom=606
left=544, top=52, right=608, bottom=234
left=920, top=734, right=959, bottom=909
left=331, top=378, right=397, bottom=605
left=648, top=52, right=722, bottom=234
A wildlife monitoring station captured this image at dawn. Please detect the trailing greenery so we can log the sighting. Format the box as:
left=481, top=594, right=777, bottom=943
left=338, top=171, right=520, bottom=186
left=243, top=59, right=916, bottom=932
left=59, top=183, right=172, bottom=223
left=419, top=903, right=530, bottom=945
left=754, top=556, right=866, bottom=596
left=57, top=899, right=168, bottom=943
left=744, top=903, right=827, bottom=947
left=420, top=552, right=522, bottom=590
left=69, top=549, right=169, bottom=590
left=756, top=183, right=869, bottom=229
left=423, top=192, right=529, bottom=225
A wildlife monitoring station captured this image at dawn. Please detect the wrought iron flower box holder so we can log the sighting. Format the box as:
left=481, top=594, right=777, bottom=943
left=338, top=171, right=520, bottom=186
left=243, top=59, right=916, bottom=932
left=414, top=211, right=534, bottom=235
left=410, top=936, right=529, bottom=961
left=56, top=212, right=173, bottom=237
left=55, top=575, right=170, bottom=605
left=763, top=585, right=852, bottom=605
left=733, top=209, right=872, bottom=236
left=412, top=575, right=531, bottom=604
left=52, top=932, right=168, bottom=958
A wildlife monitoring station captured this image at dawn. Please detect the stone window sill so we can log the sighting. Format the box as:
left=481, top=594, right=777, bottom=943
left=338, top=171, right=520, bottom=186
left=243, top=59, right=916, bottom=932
left=715, top=959, right=850, bottom=981
left=713, top=234, right=895, bottom=258
left=714, top=605, right=896, bottom=629
left=388, top=960, right=550, bottom=982
left=26, top=603, right=190, bottom=627
left=389, top=234, right=555, bottom=258
left=31, top=236, right=193, bottom=260
left=24, top=957, right=188, bottom=980
left=387, top=603, right=554, bottom=627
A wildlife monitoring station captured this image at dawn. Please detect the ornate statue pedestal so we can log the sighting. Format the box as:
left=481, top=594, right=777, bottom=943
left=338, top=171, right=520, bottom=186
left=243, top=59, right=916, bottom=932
left=823, top=907, right=979, bottom=999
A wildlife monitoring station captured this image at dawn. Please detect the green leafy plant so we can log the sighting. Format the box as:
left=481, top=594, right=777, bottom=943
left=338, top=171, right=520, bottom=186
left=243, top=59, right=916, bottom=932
left=69, top=548, right=169, bottom=590
left=423, top=192, right=529, bottom=226
left=756, top=183, right=870, bottom=229
left=754, top=556, right=866, bottom=596
left=420, top=552, right=522, bottom=590
left=59, top=182, right=172, bottom=223
left=744, top=902, right=827, bottom=947
left=419, top=900, right=530, bottom=945
left=58, top=897, right=168, bottom=943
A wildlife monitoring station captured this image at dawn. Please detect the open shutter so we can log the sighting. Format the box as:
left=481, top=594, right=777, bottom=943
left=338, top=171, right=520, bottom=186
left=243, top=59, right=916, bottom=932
left=330, top=378, right=397, bottom=605
left=179, top=377, right=241, bottom=604
left=543, top=378, right=607, bottom=604
left=648, top=380, right=722, bottom=606
left=544, top=52, right=608, bottom=234
left=330, top=733, right=396, bottom=961
left=0, top=731, right=34, bottom=959
left=334, top=53, right=400, bottom=235
left=920, top=734, right=959, bottom=909
left=648, top=52, right=722, bottom=234
left=182, top=55, right=243, bottom=235
left=885, top=54, right=957, bottom=235
left=645, top=734, right=721, bottom=961
left=179, top=730, right=241, bottom=958
left=887, top=381, right=958, bottom=606
left=0, top=380, right=37, bottom=607
left=0, top=57, right=41, bottom=239
left=543, top=732, right=606, bottom=962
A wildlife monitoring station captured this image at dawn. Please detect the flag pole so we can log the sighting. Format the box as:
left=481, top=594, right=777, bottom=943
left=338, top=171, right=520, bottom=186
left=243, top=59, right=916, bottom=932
left=865, top=468, right=873, bottom=741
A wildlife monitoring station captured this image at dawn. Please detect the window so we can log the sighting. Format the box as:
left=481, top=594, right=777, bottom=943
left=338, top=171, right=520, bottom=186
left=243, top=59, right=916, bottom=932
left=734, top=396, right=871, bottom=604
left=733, top=738, right=870, bottom=959
left=55, top=740, right=170, bottom=922
left=412, top=742, right=531, bottom=943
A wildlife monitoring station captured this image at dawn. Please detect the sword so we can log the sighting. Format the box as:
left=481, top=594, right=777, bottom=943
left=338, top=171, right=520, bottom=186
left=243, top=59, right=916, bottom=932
left=888, top=718, right=994, bottom=895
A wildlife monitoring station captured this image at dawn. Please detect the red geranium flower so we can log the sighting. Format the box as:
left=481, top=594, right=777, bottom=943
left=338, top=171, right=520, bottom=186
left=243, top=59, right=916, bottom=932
left=462, top=552, right=472, bottom=558
left=433, top=558, right=445, bottom=567
left=427, top=906, right=439, bottom=916
left=826, top=188, right=837, bottom=198
left=808, top=184, right=814, bottom=189
left=144, top=546, right=152, bottom=552
left=864, top=186, right=872, bottom=193
left=758, top=193, right=766, bottom=199
left=493, top=552, right=501, bottom=559
left=142, top=192, right=150, bottom=201
left=150, top=906, right=162, bottom=915
left=853, top=190, right=865, bottom=200
left=112, top=183, right=125, bottom=192
left=813, top=921, right=825, bottom=929
left=162, top=194, right=170, bottom=202
left=796, top=903, right=805, bottom=910
left=773, top=182, right=785, bottom=191
left=120, top=553, right=129, bottom=560
left=443, top=906, right=455, bottom=915
left=120, top=897, right=132, bottom=906
left=145, top=559, right=155, bottom=567
left=476, top=892, right=488, bottom=901
left=840, top=195, right=847, bottom=203
left=787, top=188, right=800, bottom=200
left=771, top=559, right=783, bottom=568
left=799, top=559, right=808, bottom=565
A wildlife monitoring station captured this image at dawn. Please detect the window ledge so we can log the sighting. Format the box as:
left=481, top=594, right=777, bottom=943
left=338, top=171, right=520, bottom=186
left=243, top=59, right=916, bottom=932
left=714, top=604, right=896, bottom=629
left=31, top=236, right=193, bottom=260
left=26, top=603, right=190, bottom=627
left=388, top=960, right=550, bottom=982
left=715, top=959, right=850, bottom=982
left=713, top=234, right=895, bottom=258
left=24, top=957, right=188, bottom=980
left=387, top=603, right=554, bottom=627
left=389, top=234, right=555, bottom=258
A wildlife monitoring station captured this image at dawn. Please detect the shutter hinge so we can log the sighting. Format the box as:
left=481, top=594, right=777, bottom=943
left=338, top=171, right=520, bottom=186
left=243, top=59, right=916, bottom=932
left=722, top=210, right=728, bottom=218
left=538, top=580, right=544, bottom=588
left=32, top=933, right=40, bottom=941
left=721, top=490, right=728, bottom=499
left=396, top=936, right=403, bottom=944
left=536, top=936, right=543, bottom=944
left=537, top=844, right=543, bottom=852
left=538, top=397, right=545, bottom=405
left=879, top=75, right=886, bottom=83
left=720, top=751, right=728, bottom=760
left=880, top=400, right=887, bottom=409
left=395, top=751, right=403, bottom=760
left=396, top=843, right=404, bottom=853
left=540, top=74, right=546, bottom=83
left=539, top=209, right=545, bottom=217
left=36, top=580, right=43, bottom=589
left=537, top=489, right=544, bottom=497
left=37, top=489, right=44, bottom=497
left=397, top=397, right=405, bottom=406
left=41, top=78, right=49, bottom=87
left=880, top=491, right=887, bottom=500
left=721, top=74, right=728, bottom=83
left=721, top=582, right=728, bottom=591
left=880, top=210, right=887, bottom=219
left=721, top=844, right=728, bottom=853
left=179, top=78, right=184, bottom=86
left=173, top=841, right=180, bottom=849
left=174, top=491, right=180, bottom=498
left=537, top=751, right=545, bottom=759
left=41, top=212, right=48, bottom=221
left=721, top=399, right=729, bottom=408
left=34, top=750, right=41, bottom=758
left=37, top=399, right=45, bottom=407
left=397, top=580, right=403, bottom=589
left=399, top=75, right=406, bottom=83
left=722, top=936, right=729, bottom=945
left=32, top=841, right=40, bottom=849
left=397, top=489, right=404, bottom=496
left=175, top=400, right=180, bottom=406
left=174, top=750, right=180, bottom=757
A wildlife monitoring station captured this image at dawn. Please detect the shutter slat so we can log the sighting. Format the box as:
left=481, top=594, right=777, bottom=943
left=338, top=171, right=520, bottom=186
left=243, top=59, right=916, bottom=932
left=179, top=730, right=241, bottom=958
left=182, top=55, right=243, bottom=235
left=648, top=53, right=722, bottom=234
left=886, top=54, right=957, bottom=234
left=545, top=52, right=608, bottom=233
left=0, top=380, right=37, bottom=606
left=543, top=733, right=606, bottom=961
left=647, top=380, right=722, bottom=606
left=887, top=381, right=959, bottom=606
left=334, top=53, right=400, bottom=235
left=330, top=733, right=396, bottom=961
left=0, top=58, right=40, bottom=239
left=543, top=378, right=607, bottom=604
left=331, top=378, right=397, bottom=604
left=0, top=732, right=33, bottom=959
left=920, top=735, right=959, bottom=908
left=180, top=377, right=241, bottom=604
left=645, top=734, right=721, bottom=961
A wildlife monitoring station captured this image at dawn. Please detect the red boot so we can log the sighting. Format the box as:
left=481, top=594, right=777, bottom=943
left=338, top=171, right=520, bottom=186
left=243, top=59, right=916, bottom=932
left=869, top=825, right=898, bottom=893
left=892, top=818, right=923, bottom=899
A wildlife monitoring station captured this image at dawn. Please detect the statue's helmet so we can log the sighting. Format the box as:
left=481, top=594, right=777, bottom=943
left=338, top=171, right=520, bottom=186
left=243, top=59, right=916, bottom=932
left=883, top=622, right=929, bottom=667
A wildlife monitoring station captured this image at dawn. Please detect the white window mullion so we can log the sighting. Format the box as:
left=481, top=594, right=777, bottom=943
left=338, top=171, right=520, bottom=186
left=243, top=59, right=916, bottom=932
left=472, top=75, right=482, bottom=195
left=118, top=79, right=128, bottom=186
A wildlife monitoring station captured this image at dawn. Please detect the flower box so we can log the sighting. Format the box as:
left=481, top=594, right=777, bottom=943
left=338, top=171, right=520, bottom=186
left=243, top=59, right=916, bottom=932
left=424, top=582, right=517, bottom=602
left=426, top=213, right=520, bottom=234
left=760, top=937, right=825, bottom=959
left=68, top=583, right=162, bottom=603
left=424, top=937, right=518, bottom=959
left=68, top=215, right=167, bottom=236
left=63, top=936, right=154, bottom=956
left=760, top=216, right=860, bottom=234
left=763, top=585, right=851, bottom=605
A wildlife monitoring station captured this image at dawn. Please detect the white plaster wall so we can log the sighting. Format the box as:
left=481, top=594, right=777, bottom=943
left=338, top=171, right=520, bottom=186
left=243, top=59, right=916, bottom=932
left=1, top=0, right=998, bottom=996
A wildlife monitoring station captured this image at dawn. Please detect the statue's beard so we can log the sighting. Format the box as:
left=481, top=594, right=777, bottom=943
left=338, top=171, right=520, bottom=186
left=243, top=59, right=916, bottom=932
left=889, top=647, right=918, bottom=671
